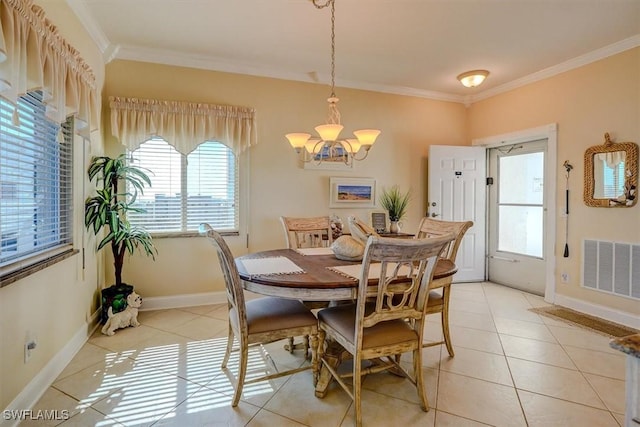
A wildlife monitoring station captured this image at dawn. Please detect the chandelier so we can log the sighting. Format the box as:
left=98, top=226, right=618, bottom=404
left=286, top=0, right=380, bottom=165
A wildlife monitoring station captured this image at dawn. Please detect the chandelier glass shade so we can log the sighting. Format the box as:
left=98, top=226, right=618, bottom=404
left=286, top=0, right=380, bottom=165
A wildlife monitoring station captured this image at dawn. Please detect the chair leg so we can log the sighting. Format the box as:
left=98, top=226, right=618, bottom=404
left=232, top=344, right=248, bottom=407
left=287, top=336, right=295, bottom=354
left=413, top=347, right=430, bottom=411
left=222, top=323, right=234, bottom=368
left=309, top=332, right=319, bottom=385
left=354, top=356, right=363, bottom=427
left=441, top=287, right=455, bottom=357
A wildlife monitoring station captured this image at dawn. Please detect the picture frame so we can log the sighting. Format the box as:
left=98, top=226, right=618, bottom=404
left=329, top=177, right=376, bottom=208
left=371, top=211, right=387, bottom=233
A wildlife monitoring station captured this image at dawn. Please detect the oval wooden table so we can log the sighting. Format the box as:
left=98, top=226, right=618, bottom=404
left=235, top=248, right=458, bottom=397
left=236, top=249, right=457, bottom=300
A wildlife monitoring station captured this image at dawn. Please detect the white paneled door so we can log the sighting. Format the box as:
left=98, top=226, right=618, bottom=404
left=428, top=145, right=486, bottom=282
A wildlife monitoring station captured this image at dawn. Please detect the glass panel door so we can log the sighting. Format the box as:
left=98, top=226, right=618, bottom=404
left=498, top=152, right=544, bottom=258
left=488, top=139, right=547, bottom=295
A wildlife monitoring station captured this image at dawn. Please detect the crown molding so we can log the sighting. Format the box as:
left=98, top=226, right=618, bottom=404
left=114, top=35, right=640, bottom=105
left=65, top=0, right=639, bottom=107
left=468, top=34, right=640, bottom=104
left=115, top=45, right=465, bottom=103
left=65, top=0, right=111, bottom=56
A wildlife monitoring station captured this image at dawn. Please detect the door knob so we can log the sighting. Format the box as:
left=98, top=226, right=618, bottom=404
left=431, top=213, right=439, bottom=218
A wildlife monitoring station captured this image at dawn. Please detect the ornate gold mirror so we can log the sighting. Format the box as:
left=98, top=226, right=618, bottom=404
left=584, top=133, right=638, bottom=207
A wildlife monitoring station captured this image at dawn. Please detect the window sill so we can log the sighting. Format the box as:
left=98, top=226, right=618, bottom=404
left=0, top=249, right=79, bottom=288
left=151, top=231, right=240, bottom=239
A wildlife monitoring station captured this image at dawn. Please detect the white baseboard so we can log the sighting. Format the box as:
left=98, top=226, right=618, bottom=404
left=554, top=294, right=640, bottom=330
left=140, top=291, right=227, bottom=311
left=1, top=312, right=101, bottom=427
left=140, top=290, right=261, bottom=311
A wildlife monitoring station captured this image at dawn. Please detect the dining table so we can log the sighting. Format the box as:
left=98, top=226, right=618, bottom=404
left=234, top=246, right=458, bottom=397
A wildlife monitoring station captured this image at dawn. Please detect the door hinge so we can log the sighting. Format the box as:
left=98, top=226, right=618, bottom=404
left=486, top=177, right=494, bottom=185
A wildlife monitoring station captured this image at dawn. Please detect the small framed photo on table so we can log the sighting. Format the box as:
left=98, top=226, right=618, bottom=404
left=371, top=212, right=387, bottom=233
left=329, top=177, right=376, bottom=208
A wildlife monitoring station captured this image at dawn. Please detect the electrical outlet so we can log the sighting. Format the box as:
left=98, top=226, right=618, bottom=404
left=24, top=339, right=37, bottom=363
left=561, top=272, right=569, bottom=283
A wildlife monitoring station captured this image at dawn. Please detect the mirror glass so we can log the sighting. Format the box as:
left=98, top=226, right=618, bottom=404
left=592, top=151, right=626, bottom=199
left=584, top=134, right=638, bottom=207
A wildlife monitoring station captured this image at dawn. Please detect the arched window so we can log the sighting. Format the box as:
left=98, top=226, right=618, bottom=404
left=127, top=138, right=237, bottom=233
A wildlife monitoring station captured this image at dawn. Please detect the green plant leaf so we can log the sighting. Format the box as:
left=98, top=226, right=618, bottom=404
left=379, top=185, right=411, bottom=221
left=84, top=154, right=157, bottom=284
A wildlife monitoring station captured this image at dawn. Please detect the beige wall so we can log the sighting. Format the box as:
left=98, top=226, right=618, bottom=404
left=0, top=2, right=106, bottom=411
left=468, top=47, right=640, bottom=316
left=103, top=60, right=469, bottom=298
left=2, top=5, right=638, bottom=411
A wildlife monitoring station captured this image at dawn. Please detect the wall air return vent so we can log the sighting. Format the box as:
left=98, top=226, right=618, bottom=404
left=582, top=240, right=640, bottom=300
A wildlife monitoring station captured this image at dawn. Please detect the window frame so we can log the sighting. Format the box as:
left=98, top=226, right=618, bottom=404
left=127, top=138, right=240, bottom=237
left=0, top=92, right=77, bottom=286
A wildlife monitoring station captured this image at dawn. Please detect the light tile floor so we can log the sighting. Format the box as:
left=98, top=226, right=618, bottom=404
left=23, top=282, right=627, bottom=426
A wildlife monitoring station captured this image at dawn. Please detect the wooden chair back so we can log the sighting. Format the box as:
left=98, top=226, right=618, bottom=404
left=414, top=218, right=473, bottom=263
left=280, top=216, right=333, bottom=249
left=199, top=223, right=247, bottom=335
left=356, top=235, right=454, bottom=331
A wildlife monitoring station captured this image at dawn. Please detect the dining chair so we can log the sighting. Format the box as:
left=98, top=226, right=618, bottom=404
left=414, top=217, right=474, bottom=356
left=280, top=215, right=334, bottom=354
left=199, top=223, right=319, bottom=406
left=280, top=216, right=333, bottom=249
left=316, top=234, right=455, bottom=426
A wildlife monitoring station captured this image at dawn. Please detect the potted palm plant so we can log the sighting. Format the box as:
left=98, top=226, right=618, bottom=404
left=379, top=185, right=411, bottom=233
left=84, top=154, right=157, bottom=323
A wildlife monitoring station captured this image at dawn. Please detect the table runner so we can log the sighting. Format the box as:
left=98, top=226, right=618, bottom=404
left=328, top=263, right=413, bottom=281
left=294, top=247, right=335, bottom=256
left=239, top=256, right=304, bottom=277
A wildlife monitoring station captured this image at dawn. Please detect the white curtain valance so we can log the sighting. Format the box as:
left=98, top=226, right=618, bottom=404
left=597, top=151, right=625, bottom=169
left=0, top=0, right=98, bottom=133
left=109, top=96, right=257, bottom=155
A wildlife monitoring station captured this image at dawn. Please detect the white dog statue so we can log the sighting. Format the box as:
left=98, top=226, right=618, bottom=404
left=101, top=292, right=143, bottom=336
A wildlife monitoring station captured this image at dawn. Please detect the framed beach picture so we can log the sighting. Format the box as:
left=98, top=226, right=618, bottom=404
left=329, top=177, right=376, bottom=208
left=303, top=145, right=353, bottom=170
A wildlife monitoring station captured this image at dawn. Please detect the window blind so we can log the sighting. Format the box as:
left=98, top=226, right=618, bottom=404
left=128, top=138, right=238, bottom=233
left=602, top=162, right=625, bottom=198
left=0, top=92, right=73, bottom=267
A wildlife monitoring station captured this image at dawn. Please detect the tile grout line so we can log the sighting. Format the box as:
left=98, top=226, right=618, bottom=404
left=484, top=282, right=531, bottom=426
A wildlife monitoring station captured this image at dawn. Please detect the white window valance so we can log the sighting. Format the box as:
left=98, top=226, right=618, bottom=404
left=109, top=96, right=257, bottom=155
left=0, top=0, right=98, bottom=133
left=596, top=151, right=625, bottom=169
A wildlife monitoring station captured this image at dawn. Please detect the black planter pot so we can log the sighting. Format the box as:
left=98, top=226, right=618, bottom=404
left=100, top=284, right=134, bottom=324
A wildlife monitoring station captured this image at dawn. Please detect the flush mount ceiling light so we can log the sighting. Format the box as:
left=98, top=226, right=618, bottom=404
left=457, top=69, right=490, bottom=88
left=286, top=0, right=380, bottom=165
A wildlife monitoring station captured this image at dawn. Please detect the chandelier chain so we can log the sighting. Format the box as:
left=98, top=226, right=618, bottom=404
left=330, top=0, right=336, bottom=97
left=312, top=0, right=337, bottom=98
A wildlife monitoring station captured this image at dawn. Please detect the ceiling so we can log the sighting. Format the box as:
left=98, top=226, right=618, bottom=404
left=68, top=0, right=640, bottom=104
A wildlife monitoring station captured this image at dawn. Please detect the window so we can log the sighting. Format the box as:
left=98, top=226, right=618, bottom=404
left=0, top=92, right=73, bottom=268
left=127, top=138, right=238, bottom=233
left=601, top=161, right=625, bottom=198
